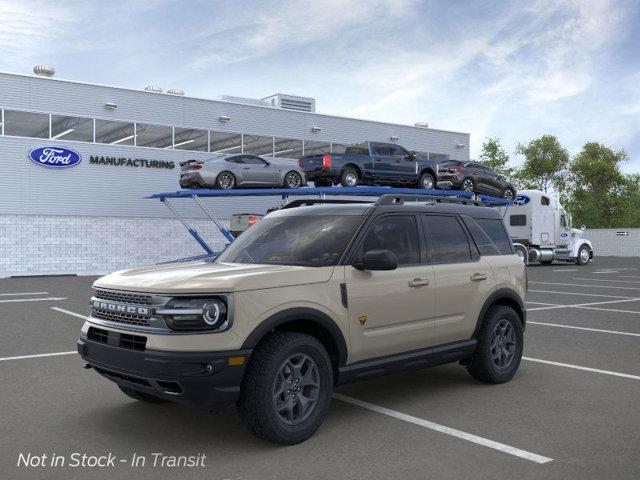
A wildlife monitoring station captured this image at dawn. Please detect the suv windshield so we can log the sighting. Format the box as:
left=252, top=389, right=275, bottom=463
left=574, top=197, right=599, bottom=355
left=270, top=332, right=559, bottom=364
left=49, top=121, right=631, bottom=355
left=215, top=215, right=363, bottom=267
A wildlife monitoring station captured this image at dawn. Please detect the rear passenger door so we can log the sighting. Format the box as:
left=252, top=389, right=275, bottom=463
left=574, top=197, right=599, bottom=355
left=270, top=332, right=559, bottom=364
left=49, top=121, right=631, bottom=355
left=370, top=143, right=393, bottom=183
left=422, top=214, right=493, bottom=345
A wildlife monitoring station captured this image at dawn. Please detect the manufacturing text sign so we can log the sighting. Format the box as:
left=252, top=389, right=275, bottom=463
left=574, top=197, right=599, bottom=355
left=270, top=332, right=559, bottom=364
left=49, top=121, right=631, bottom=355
left=28, top=146, right=82, bottom=168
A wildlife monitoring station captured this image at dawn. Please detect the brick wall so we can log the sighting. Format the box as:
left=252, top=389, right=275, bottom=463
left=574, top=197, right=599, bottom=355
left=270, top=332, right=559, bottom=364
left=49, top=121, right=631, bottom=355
left=0, top=214, right=230, bottom=277
left=583, top=228, right=640, bottom=257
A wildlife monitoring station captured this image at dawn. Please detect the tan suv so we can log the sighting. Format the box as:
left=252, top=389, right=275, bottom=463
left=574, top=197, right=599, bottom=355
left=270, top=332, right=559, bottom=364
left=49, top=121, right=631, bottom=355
left=77, top=194, right=527, bottom=444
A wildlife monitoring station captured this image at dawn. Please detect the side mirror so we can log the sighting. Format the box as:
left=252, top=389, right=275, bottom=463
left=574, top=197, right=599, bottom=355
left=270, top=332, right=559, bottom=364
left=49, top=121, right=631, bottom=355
left=404, top=152, right=416, bottom=160
left=354, top=249, right=398, bottom=271
left=264, top=161, right=271, bottom=166
left=581, top=225, right=586, bottom=230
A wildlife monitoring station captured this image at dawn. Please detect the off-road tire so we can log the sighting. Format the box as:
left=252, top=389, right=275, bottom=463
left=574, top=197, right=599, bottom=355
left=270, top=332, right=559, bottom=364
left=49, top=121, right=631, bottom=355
left=237, top=332, right=334, bottom=445
left=118, top=385, right=169, bottom=404
left=340, top=168, right=359, bottom=187
left=466, top=305, right=523, bottom=384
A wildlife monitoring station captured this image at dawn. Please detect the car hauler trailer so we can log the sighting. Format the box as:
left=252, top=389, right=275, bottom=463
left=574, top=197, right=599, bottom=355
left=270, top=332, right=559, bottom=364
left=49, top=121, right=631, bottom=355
left=501, top=189, right=593, bottom=266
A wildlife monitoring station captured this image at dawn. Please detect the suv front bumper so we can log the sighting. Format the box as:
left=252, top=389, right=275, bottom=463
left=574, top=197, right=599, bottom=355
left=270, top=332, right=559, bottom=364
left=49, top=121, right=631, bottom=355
left=77, top=336, right=251, bottom=408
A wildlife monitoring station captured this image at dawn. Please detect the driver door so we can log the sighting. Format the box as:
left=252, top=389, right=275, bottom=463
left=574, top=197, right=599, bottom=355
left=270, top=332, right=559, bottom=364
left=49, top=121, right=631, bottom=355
left=344, top=214, right=436, bottom=362
left=242, top=155, right=278, bottom=185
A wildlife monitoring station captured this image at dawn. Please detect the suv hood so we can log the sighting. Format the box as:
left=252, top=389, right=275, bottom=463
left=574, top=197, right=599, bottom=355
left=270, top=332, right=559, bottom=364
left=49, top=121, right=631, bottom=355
left=94, top=261, right=335, bottom=294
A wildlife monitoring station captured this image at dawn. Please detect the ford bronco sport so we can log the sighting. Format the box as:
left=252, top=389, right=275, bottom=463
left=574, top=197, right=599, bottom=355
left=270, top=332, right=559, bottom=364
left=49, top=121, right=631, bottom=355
left=77, top=194, right=526, bottom=445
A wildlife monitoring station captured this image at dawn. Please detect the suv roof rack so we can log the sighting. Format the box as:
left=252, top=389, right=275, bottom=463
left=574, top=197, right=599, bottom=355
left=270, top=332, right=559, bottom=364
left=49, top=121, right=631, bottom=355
left=279, top=199, right=372, bottom=210
left=375, top=193, right=485, bottom=206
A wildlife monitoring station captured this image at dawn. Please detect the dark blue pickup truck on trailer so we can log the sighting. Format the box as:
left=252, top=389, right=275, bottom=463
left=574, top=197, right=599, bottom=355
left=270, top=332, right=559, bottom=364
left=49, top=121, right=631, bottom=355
left=298, top=141, right=441, bottom=189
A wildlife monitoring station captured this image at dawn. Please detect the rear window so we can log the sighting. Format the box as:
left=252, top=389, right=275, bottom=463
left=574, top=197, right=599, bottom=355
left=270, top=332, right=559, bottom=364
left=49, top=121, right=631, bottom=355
left=423, top=215, right=472, bottom=264
left=465, top=217, right=513, bottom=255
left=439, top=160, right=461, bottom=167
left=510, top=215, right=526, bottom=226
left=345, top=143, right=369, bottom=156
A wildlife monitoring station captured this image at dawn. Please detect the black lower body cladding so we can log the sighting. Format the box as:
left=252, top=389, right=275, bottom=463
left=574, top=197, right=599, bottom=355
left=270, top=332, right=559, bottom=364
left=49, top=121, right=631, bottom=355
left=77, top=336, right=251, bottom=408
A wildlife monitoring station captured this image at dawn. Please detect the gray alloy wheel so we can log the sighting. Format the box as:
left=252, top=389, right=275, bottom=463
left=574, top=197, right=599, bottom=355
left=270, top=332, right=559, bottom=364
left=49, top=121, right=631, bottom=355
left=272, top=353, right=320, bottom=426
left=576, top=245, right=591, bottom=265
left=342, top=170, right=358, bottom=187
left=216, top=171, right=236, bottom=190
left=490, top=320, right=517, bottom=370
left=503, top=188, right=515, bottom=200
left=419, top=173, right=435, bottom=189
left=285, top=171, right=302, bottom=189
left=462, top=178, right=475, bottom=192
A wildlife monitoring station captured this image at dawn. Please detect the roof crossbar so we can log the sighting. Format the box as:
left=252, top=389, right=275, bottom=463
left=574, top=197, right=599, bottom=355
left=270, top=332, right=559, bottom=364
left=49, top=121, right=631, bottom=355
left=375, top=193, right=485, bottom=206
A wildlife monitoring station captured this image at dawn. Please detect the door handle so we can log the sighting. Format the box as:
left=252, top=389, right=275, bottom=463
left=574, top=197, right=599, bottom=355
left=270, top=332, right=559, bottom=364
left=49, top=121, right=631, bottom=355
left=408, top=278, right=430, bottom=288
left=242, top=167, right=251, bottom=170
left=470, top=273, right=488, bottom=281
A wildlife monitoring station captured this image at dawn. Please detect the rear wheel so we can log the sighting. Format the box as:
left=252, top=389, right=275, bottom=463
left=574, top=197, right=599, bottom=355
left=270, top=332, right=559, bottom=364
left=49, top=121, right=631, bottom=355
left=118, top=385, right=168, bottom=404
left=502, top=188, right=516, bottom=200
left=576, top=245, right=591, bottom=265
left=466, top=305, right=523, bottom=383
left=418, top=172, right=435, bottom=190
left=284, top=171, right=303, bottom=189
left=462, top=178, right=475, bottom=192
left=340, top=168, right=359, bottom=187
left=216, top=171, right=236, bottom=190
left=238, top=332, right=333, bottom=445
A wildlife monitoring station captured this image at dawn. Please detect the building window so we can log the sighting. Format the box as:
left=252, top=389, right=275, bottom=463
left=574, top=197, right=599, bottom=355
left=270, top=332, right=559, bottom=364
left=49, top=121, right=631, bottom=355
left=331, top=143, right=349, bottom=154
left=273, top=137, right=303, bottom=159
left=3, top=110, right=50, bottom=139
left=243, top=134, right=274, bottom=156
left=135, top=123, right=173, bottom=148
left=95, top=119, right=135, bottom=145
left=50, top=114, right=94, bottom=142
left=173, top=127, right=208, bottom=151
left=303, top=140, right=331, bottom=156
left=210, top=131, right=242, bottom=154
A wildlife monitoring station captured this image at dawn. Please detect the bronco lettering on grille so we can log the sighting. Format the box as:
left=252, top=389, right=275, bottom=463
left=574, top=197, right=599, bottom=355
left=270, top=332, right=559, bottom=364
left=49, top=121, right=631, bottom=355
left=91, top=300, right=149, bottom=316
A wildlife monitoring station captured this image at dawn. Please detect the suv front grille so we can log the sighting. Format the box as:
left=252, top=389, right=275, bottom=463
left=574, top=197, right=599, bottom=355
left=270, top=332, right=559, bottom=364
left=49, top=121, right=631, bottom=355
left=94, top=289, right=152, bottom=305
left=87, top=326, right=147, bottom=351
left=92, top=308, right=151, bottom=327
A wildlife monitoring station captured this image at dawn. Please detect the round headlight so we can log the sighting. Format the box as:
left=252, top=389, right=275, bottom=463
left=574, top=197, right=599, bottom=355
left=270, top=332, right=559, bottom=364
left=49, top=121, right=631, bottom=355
left=203, top=300, right=227, bottom=327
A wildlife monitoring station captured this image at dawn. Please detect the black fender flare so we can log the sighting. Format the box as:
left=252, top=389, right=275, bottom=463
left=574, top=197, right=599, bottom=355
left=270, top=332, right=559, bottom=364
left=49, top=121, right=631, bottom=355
left=241, top=307, right=348, bottom=367
left=472, top=288, right=526, bottom=337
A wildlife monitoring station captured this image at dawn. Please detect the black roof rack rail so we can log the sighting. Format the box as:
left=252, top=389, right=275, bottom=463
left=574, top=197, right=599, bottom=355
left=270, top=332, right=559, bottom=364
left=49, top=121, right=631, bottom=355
left=375, top=193, right=485, bottom=207
left=279, top=199, right=372, bottom=210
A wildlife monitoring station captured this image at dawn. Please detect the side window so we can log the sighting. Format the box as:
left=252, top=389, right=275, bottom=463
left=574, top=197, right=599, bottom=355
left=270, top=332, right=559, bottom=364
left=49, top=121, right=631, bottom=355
left=226, top=156, right=244, bottom=164
left=472, top=218, right=513, bottom=255
left=361, top=215, right=420, bottom=266
left=423, top=215, right=472, bottom=264
left=541, top=196, right=550, bottom=206
left=560, top=215, right=567, bottom=227
left=372, top=144, right=390, bottom=156
left=510, top=215, right=526, bottom=226
left=243, top=155, right=267, bottom=165
left=387, top=145, right=405, bottom=157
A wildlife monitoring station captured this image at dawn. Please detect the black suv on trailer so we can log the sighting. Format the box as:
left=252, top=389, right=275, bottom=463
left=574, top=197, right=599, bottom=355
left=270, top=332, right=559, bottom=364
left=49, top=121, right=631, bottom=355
left=438, top=160, right=517, bottom=199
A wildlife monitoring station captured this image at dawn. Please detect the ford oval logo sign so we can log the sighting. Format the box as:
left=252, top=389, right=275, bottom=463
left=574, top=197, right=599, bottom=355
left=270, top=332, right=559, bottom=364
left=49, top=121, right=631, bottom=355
left=28, top=146, right=82, bottom=168
left=514, top=195, right=530, bottom=206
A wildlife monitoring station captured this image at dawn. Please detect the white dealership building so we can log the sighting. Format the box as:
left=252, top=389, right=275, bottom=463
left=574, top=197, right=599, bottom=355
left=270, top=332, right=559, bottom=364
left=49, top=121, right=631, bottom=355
left=0, top=68, right=470, bottom=276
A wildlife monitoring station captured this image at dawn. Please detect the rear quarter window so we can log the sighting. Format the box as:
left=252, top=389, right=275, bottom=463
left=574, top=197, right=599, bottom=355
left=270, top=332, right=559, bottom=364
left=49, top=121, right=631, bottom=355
left=465, top=217, right=514, bottom=255
left=510, top=214, right=526, bottom=226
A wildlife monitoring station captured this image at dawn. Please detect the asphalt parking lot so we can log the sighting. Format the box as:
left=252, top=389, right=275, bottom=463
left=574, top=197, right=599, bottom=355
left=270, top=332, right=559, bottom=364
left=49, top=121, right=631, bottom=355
left=1, top=257, right=639, bottom=480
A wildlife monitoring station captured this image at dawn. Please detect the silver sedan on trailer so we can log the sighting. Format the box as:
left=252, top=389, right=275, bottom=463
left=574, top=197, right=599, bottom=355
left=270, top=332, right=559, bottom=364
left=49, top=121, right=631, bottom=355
left=179, top=154, right=307, bottom=190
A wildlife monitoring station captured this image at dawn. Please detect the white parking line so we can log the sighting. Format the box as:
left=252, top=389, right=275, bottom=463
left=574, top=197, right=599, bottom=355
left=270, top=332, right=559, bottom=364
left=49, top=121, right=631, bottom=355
left=0, top=297, right=67, bottom=304
left=526, top=301, right=559, bottom=306
left=529, top=289, right=639, bottom=299
left=0, top=351, right=76, bottom=362
left=574, top=306, right=640, bottom=315
left=51, top=307, right=88, bottom=320
left=527, top=297, right=640, bottom=312
left=618, top=275, right=640, bottom=279
left=528, top=321, right=640, bottom=337
left=573, top=278, right=640, bottom=285
left=530, top=281, right=640, bottom=291
left=333, top=393, right=553, bottom=464
left=552, top=269, right=578, bottom=272
left=523, top=357, right=640, bottom=381
left=0, top=291, right=49, bottom=296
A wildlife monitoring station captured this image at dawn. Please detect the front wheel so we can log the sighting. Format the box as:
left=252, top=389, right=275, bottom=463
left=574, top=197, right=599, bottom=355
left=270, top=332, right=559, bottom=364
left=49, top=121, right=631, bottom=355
left=284, top=171, right=303, bottom=189
left=462, top=178, right=475, bottom=192
left=238, top=332, right=334, bottom=445
left=466, top=305, right=523, bottom=384
left=502, top=188, right=516, bottom=200
left=576, top=245, right=591, bottom=265
left=418, top=172, right=435, bottom=190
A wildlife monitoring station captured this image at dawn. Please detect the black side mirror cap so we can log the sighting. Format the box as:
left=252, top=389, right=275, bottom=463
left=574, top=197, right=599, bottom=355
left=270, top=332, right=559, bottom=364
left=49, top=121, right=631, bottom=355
left=354, top=249, right=398, bottom=271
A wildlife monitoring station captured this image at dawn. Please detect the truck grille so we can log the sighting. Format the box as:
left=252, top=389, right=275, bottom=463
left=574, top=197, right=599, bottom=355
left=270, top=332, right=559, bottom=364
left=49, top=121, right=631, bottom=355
left=94, top=289, right=152, bottom=305
left=87, top=326, right=147, bottom=351
left=92, top=308, right=151, bottom=327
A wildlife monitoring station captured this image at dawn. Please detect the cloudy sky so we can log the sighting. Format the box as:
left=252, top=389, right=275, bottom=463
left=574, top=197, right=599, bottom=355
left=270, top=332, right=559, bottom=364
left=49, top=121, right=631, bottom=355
left=1, top=0, right=639, bottom=171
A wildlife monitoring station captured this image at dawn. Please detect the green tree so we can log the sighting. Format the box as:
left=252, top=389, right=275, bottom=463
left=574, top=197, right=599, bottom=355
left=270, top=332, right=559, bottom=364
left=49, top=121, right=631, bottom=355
left=619, top=174, right=640, bottom=228
left=515, top=135, right=569, bottom=193
left=566, top=142, right=628, bottom=228
left=479, top=137, right=514, bottom=177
